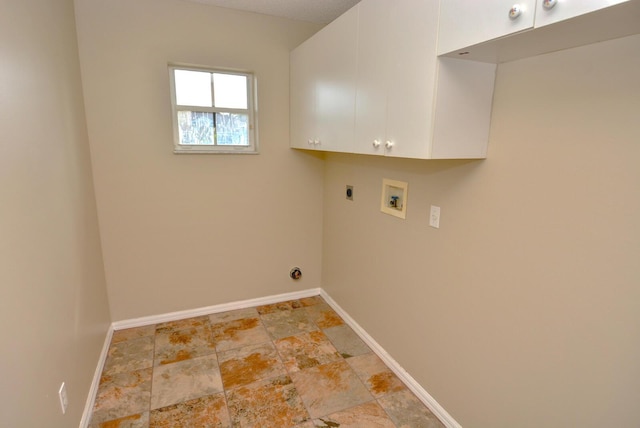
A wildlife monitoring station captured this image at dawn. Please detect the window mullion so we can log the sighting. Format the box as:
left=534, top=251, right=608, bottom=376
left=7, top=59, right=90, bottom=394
left=175, top=106, right=217, bottom=113
left=210, top=73, right=217, bottom=146
left=210, top=72, right=216, bottom=109
left=176, top=106, right=249, bottom=115
left=225, top=107, right=250, bottom=113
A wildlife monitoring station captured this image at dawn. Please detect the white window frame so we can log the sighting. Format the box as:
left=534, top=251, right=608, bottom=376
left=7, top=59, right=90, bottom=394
left=168, top=64, right=258, bottom=154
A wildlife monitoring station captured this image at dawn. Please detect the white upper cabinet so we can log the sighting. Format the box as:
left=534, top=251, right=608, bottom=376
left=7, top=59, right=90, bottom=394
left=290, top=34, right=318, bottom=150
left=294, top=0, right=496, bottom=160
left=534, top=0, right=631, bottom=28
left=354, top=0, right=495, bottom=159
left=290, top=5, right=358, bottom=152
left=353, top=0, right=388, bottom=156
left=355, top=0, right=442, bottom=158
left=437, top=0, right=537, bottom=56
left=438, top=0, right=640, bottom=62
left=291, top=0, right=638, bottom=158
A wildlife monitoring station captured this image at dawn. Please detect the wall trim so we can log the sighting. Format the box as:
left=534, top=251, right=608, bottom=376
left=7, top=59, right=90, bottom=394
left=82, top=287, right=461, bottom=428
left=319, top=289, right=462, bottom=428
left=111, top=288, right=322, bottom=330
left=79, top=324, right=113, bottom=428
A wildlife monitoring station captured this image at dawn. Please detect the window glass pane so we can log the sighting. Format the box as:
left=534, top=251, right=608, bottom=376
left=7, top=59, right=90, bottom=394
left=216, top=113, right=249, bottom=146
left=174, top=70, right=212, bottom=107
left=177, top=111, right=214, bottom=145
left=213, top=73, right=248, bottom=109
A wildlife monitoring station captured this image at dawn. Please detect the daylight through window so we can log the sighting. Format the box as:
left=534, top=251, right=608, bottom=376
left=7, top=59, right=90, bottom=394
left=169, top=66, right=257, bottom=153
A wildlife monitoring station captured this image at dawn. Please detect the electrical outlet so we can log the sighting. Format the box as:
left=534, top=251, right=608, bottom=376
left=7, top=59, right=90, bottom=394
left=58, top=382, right=68, bottom=414
left=346, top=185, right=353, bottom=201
left=429, top=205, right=441, bottom=228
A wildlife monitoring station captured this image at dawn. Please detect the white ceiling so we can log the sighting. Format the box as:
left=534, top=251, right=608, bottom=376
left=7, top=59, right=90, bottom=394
left=181, top=0, right=361, bottom=24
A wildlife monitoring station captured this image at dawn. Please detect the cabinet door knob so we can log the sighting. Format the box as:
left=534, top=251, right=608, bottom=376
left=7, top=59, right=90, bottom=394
left=385, top=140, right=394, bottom=149
left=373, top=139, right=381, bottom=148
left=307, top=139, right=314, bottom=146
left=542, top=0, right=557, bottom=9
left=509, top=4, right=522, bottom=19
left=314, top=139, right=320, bottom=145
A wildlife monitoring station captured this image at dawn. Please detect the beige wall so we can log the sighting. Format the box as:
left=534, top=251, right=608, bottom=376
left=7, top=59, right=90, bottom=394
left=65, top=1, right=639, bottom=425
left=0, top=0, right=111, bottom=425
left=75, top=0, right=324, bottom=320
left=322, top=35, right=640, bottom=427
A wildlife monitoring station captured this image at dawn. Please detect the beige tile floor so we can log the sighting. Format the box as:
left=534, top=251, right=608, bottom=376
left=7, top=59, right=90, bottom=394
left=89, top=296, right=445, bottom=427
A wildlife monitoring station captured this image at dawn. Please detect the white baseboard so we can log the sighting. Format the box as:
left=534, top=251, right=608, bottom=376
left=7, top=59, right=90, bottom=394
left=79, top=324, right=113, bottom=428
left=319, top=289, right=462, bottom=428
left=82, top=287, right=460, bottom=428
left=112, top=288, right=322, bottom=330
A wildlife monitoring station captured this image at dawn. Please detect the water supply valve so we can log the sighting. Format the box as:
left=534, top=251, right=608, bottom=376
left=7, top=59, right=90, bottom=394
left=290, top=267, right=302, bottom=280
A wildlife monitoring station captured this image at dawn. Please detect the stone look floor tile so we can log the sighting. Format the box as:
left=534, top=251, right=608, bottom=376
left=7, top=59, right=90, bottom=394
left=346, top=353, right=406, bottom=398
left=377, top=389, right=445, bottom=428
left=290, top=360, right=373, bottom=419
left=261, top=307, right=319, bottom=340
left=305, top=303, right=345, bottom=329
left=257, top=299, right=303, bottom=315
left=89, top=412, right=149, bottom=428
left=227, top=375, right=310, bottom=427
left=91, top=368, right=152, bottom=425
left=218, top=342, right=287, bottom=390
left=89, top=411, right=149, bottom=428
left=112, top=325, right=156, bottom=344
left=149, top=393, right=230, bottom=427
left=274, top=330, right=342, bottom=373
left=313, top=401, right=396, bottom=427
left=211, top=316, right=271, bottom=352
left=322, top=324, right=371, bottom=359
left=154, top=325, right=216, bottom=366
left=150, top=353, right=223, bottom=410
left=103, top=335, right=154, bottom=376
left=299, top=296, right=325, bottom=307
left=89, top=297, right=448, bottom=428
left=156, top=315, right=210, bottom=333
left=209, top=307, right=259, bottom=324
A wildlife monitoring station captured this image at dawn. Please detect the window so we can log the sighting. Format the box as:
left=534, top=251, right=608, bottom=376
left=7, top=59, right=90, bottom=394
left=169, top=65, right=257, bottom=153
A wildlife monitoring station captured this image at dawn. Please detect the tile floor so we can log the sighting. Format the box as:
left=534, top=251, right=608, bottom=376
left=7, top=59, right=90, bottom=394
left=89, top=296, right=445, bottom=427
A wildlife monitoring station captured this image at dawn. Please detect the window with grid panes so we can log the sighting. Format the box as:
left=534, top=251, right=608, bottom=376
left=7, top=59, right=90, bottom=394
left=169, top=65, right=257, bottom=153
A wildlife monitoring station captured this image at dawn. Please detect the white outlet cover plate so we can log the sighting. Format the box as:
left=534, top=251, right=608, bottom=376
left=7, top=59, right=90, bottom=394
left=430, top=205, right=441, bottom=228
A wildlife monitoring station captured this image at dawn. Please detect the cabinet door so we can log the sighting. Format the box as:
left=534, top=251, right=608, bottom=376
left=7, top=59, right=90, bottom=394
left=354, top=0, right=389, bottom=156
left=313, top=5, right=358, bottom=153
left=438, top=0, right=537, bottom=55
left=290, top=36, right=318, bottom=150
left=534, top=0, right=630, bottom=27
left=384, top=0, right=440, bottom=158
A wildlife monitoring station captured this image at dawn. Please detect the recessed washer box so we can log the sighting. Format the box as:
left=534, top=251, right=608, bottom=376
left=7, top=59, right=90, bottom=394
left=380, top=178, right=408, bottom=219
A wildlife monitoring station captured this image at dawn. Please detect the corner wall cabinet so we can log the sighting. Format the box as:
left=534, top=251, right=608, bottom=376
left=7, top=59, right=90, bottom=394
left=438, top=0, right=640, bottom=62
left=290, top=0, right=496, bottom=160
left=438, top=0, right=538, bottom=56
left=353, top=0, right=495, bottom=159
left=290, top=0, right=639, bottom=159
